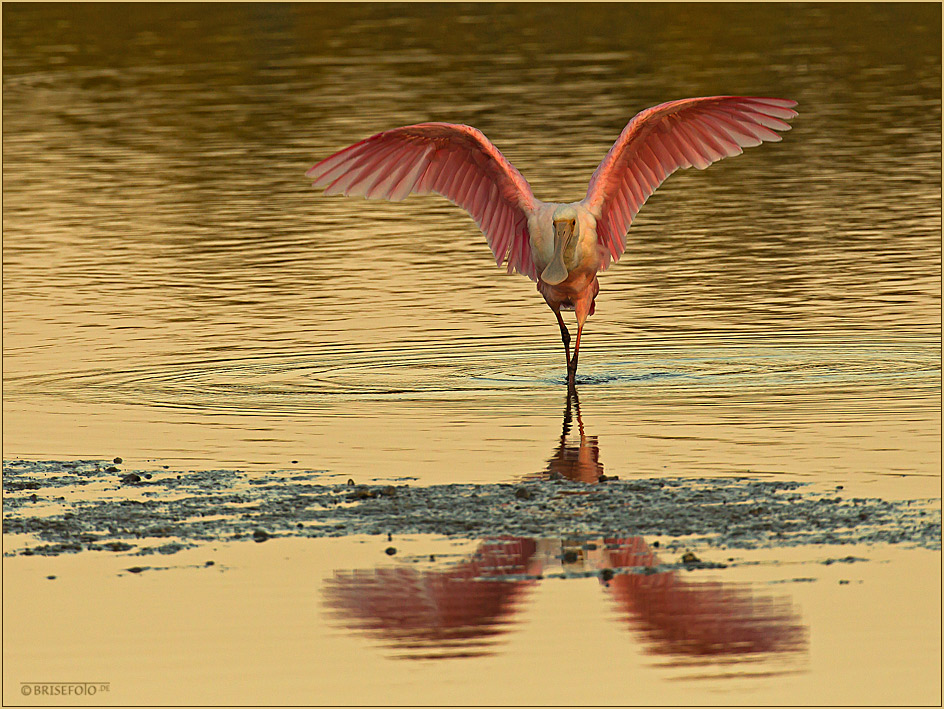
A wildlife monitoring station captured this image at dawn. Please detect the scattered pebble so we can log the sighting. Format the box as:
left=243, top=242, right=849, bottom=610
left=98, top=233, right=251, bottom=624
left=600, top=568, right=614, bottom=582
left=127, top=566, right=146, bottom=574
left=205, top=560, right=215, bottom=567
left=385, top=547, right=397, bottom=556
left=46, top=575, right=56, bottom=580
left=514, top=487, right=532, bottom=500
left=105, top=466, right=121, bottom=473
left=562, top=550, right=579, bottom=563
left=113, top=457, right=123, bottom=464
left=155, top=543, right=185, bottom=555
left=681, top=552, right=701, bottom=564
left=119, top=473, right=141, bottom=485
left=252, top=529, right=271, bottom=543
left=823, top=556, right=866, bottom=565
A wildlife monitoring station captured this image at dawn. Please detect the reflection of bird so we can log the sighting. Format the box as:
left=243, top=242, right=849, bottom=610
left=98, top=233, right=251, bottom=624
left=525, top=388, right=604, bottom=483
left=308, top=96, right=797, bottom=388
left=323, top=535, right=806, bottom=663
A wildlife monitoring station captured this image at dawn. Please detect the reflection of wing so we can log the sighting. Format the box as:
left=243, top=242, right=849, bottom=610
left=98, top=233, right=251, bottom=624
left=323, top=538, right=539, bottom=660
left=603, top=537, right=806, bottom=657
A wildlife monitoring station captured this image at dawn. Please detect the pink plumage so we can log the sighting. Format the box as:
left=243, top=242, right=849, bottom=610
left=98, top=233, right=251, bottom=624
left=583, top=97, right=798, bottom=268
left=307, top=122, right=539, bottom=279
left=307, top=97, right=797, bottom=388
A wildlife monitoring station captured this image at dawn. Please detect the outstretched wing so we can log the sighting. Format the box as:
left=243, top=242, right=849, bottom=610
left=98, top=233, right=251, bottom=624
left=581, top=96, right=798, bottom=269
left=307, top=123, right=540, bottom=280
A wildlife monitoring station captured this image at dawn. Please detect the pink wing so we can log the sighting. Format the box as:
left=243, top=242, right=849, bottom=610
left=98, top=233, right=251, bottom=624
left=307, top=123, right=539, bottom=280
left=582, top=96, right=798, bottom=268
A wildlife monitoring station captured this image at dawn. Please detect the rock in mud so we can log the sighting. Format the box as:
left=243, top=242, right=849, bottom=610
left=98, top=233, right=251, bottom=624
left=252, top=529, right=271, bottom=543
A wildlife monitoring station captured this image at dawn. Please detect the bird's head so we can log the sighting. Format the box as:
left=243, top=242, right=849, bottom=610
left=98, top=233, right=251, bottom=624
left=542, top=205, right=580, bottom=285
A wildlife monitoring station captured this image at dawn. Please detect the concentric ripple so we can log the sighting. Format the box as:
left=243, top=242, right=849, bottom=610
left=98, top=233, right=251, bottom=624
left=4, top=336, right=938, bottom=418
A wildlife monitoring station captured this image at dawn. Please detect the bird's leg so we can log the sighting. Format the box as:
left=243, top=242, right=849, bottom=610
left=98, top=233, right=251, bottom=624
left=568, top=324, right=584, bottom=390
left=554, top=309, right=572, bottom=370
left=568, top=297, right=593, bottom=390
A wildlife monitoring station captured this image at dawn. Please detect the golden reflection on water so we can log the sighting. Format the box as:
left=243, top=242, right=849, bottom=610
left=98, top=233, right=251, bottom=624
left=3, top=3, right=939, bottom=488
left=3, top=536, right=939, bottom=705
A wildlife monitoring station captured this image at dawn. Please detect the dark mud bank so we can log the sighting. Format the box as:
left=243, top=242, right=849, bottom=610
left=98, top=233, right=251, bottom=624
left=3, top=460, right=940, bottom=557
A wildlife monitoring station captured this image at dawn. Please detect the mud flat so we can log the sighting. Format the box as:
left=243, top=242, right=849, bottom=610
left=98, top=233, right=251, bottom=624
left=3, top=460, right=939, bottom=558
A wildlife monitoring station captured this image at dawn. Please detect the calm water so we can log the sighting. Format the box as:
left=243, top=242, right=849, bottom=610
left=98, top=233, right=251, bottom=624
left=3, top=2, right=941, bottom=704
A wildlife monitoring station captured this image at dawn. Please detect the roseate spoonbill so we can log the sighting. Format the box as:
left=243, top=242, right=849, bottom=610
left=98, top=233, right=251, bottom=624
left=307, top=96, right=798, bottom=389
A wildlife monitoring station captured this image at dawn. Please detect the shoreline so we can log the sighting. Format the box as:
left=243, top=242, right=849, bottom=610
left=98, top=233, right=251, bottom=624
left=4, top=459, right=940, bottom=559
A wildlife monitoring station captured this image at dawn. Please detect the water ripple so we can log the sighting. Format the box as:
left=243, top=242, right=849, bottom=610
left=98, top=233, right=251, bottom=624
left=5, top=338, right=937, bottom=419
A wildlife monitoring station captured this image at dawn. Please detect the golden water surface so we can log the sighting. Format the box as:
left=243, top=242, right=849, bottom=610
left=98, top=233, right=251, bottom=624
left=3, top=3, right=941, bottom=705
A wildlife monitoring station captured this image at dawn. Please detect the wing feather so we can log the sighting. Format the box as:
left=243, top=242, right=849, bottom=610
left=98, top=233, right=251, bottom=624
left=308, top=123, right=540, bottom=280
left=582, top=96, right=797, bottom=270
left=388, top=147, right=433, bottom=201
left=362, top=145, right=420, bottom=199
